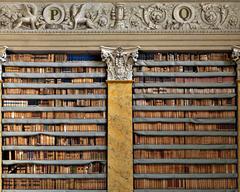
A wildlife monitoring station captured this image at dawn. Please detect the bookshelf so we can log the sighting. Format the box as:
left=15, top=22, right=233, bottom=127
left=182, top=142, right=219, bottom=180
left=0, top=50, right=239, bottom=191
left=1, top=53, right=107, bottom=190
left=133, top=52, right=238, bottom=191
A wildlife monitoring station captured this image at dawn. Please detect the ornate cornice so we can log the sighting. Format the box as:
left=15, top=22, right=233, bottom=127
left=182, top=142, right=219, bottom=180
left=101, top=46, right=140, bottom=80
left=0, top=2, right=239, bottom=33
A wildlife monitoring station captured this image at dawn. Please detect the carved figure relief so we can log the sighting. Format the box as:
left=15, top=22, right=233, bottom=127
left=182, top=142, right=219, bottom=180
left=101, top=46, right=140, bottom=80
left=70, top=4, right=96, bottom=29
left=13, top=4, right=38, bottom=29
left=0, top=2, right=239, bottom=33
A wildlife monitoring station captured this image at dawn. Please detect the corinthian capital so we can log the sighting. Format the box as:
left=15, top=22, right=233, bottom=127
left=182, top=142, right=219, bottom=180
left=100, top=46, right=140, bottom=80
left=232, top=46, right=240, bottom=79
left=0, top=46, right=8, bottom=62
left=232, top=46, right=240, bottom=63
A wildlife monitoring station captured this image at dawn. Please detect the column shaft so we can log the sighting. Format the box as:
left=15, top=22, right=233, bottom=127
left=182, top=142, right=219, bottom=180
left=107, top=80, right=133, bottom=192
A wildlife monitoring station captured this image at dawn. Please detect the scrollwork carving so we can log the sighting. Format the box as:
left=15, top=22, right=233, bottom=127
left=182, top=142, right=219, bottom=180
left=140, top=4, right=167, bottom=29
left=100, top=46, right=140, bottom=80
left=200, top=3, right=229, bottom=28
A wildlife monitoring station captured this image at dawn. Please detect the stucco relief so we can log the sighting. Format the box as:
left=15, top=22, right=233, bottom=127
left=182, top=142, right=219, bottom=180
left=0, top=2, right=239, bottom=33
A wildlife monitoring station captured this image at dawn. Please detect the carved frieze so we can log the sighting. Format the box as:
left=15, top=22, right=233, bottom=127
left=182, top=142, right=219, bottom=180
left=0, top=2, right=239, bottom=33
left=101, top=46, right=140, bottom=80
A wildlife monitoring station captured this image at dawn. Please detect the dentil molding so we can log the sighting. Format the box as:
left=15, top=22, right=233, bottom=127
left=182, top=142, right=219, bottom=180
left=0, top=2, right=239, bottom=33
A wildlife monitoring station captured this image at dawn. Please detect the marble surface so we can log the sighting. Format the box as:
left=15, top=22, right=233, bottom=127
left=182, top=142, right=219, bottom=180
left=107, top=81, right=133, bottom=192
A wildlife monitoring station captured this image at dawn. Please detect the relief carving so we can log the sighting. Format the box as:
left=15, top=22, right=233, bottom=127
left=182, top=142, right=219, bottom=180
left=200, top=3, right=229, bottom=28
left=100, top=46, right=140, bottom=80
left=0, top=2, right=239, bottom=33
left=70, top=4, right=96, bottom=29
left=13, top=4, right=38, bottom=30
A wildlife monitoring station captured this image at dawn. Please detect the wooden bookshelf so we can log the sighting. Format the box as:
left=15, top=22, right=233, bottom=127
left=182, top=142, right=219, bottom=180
left=1, top=53, right=107, bottom=190
left=133, top=52, right=238, bottom=191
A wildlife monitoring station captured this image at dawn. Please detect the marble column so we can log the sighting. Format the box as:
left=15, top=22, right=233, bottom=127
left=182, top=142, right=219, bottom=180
left=101, top=46, right=139, bottom=192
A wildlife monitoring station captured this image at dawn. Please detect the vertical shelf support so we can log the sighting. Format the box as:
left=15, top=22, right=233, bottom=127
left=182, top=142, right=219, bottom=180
left=232, top=46, right=240, bottom=192
left=0, top=46, right=8, bottom=192
left=101, top=46, right=140, bottom=192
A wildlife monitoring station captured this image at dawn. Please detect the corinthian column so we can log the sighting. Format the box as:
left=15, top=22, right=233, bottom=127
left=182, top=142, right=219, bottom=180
left=101, top=46, right=140, bottom=192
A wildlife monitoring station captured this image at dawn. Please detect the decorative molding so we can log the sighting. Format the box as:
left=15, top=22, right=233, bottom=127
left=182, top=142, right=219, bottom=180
left=232, top=46, right=240, bottom=79
left=100, top=46, right=140, bottom=80
left=0, top=2, right=239, bottom=33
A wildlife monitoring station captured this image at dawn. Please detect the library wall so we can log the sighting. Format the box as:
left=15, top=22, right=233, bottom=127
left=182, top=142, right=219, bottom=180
left=2, top=53, right=107, bottom=190
left=0, top=50, right=239, bottom=191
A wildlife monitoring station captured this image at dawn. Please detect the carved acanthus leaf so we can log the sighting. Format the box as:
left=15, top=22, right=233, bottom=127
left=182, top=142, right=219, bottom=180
left=0, top=46, right=7, bottom=62
left=100, top=46, right=140, bottom=80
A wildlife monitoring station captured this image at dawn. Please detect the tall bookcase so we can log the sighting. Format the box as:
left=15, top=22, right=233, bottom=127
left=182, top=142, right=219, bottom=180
left=133, top=52, right=238, bottom=191
left=1, top=53, right=107, bottom=191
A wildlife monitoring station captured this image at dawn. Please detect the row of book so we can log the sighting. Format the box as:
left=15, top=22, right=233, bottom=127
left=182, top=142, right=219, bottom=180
left=134, top=135, right=236, bottom=145
left=6, top=151, right=106, bottom=160
left=3, top=179, right=106, bottom=190
left=4, top=78, right=105, bottom=83
left=134, top=77, right=235, bottom=83
left=4, top=88, right=106, bottom=95
left=134, top=88, right=235, bottom=94
left=134, top=99, right=235, bottom=106
left=9, top=52, right=231, bottom=62
left=3, top=136, right=106, bottom=146
left=134, top=150, right=236, bottom=159
left=134, top=123, right=235, bottom=131
left=9, top=52, right=224, bottom=62
left=134, top=179, right=236, bottom=189
left=134, top=111, right=235, bottom=118
left=3, top=100, right=105, bottom=107
left=134, top=66, right=234, bottom=72
left=134, top=164, right=236, bottom=174
left=9, top=54, right=102, bottom=62
left=3, top=112, right=105, bottom=119
left=4, top=67, right=105, bottom=73
left=138, top=52, right=231, bottom=61
left=3, top=124, right=106, bottom=132
left=3, top=163, right=106, bottom=174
